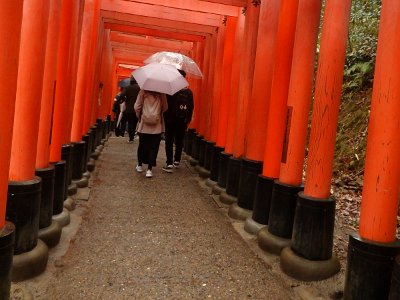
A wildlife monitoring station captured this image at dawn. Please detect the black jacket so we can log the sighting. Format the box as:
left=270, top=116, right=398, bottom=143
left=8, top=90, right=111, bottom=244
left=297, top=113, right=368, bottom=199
left=121, top=83, right=140, bottom=113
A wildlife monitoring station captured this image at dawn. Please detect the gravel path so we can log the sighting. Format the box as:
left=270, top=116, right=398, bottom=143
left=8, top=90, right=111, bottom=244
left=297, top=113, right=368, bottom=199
left=11, top=136, right=298, bottom=300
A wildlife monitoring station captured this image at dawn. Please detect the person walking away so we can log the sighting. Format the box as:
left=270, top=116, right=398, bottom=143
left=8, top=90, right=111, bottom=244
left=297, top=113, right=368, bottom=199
left=162, top=70, right=194, bottom=173
left=112, top=87, right=126, bottom=136
left=120, top=77, right=140, bottom=142
left=134, top=89, right=168, bottom=178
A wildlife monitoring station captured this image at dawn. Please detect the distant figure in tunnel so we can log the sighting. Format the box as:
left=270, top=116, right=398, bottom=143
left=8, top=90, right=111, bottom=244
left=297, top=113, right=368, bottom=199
left=120, top=77, right=140, bottom=142
left=134, top=90, right=168, bottom=178
left=162, top=70, right=194, bottom=173
left=113, top=87, right=126, bottom=137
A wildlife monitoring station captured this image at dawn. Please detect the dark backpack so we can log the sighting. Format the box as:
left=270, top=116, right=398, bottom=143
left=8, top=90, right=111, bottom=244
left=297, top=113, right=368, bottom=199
left=174, top=89, right=192, bottom=122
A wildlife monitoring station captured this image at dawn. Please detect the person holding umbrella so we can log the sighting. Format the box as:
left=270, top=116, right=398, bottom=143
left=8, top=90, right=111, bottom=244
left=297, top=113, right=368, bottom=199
left=120, top=77, right=140, bottom=142
left=131, top=63, right=189, bottom=178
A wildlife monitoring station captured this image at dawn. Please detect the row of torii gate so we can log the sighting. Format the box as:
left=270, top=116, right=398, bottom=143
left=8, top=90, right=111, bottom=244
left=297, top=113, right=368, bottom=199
left=0, top=0, right=399, bottom=299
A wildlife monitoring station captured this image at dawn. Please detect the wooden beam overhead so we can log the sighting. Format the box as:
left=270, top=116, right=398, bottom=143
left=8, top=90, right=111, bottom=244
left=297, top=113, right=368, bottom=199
left=117, top=0, right=240, bottom=16
left=101, top=0, right=222, bottom=27
left=101, top=11, right=216, bottom=35
left=110, top=32, right=193, bottom=51
left=105, top=22, right=207, bottom=42
left=199, top=0, right=246, bottom=6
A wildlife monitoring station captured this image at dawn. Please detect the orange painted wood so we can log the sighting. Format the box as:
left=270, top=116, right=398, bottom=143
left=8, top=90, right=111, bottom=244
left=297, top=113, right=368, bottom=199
left=210, top=20, right=226, bottom=143
left=49, top=1, right=74, bottom=162
left=110, top=32, right=192, bottom=51
left=72, top=0, right=96, bottom=142
left=200, top=0, right=246, bottom=6
left=63, top=1, right=83, bottom=144
left=244, top=0, right=280, bottom=161
left=190, top=41, right=205, bottom=130
left=0, top=1, right=23, bottom=228
left=224, top=10, right=245, bottom=154
left=101, top=0, right=222, bottom=27
left=102, top=10, right=216, bottom=35
left=279, top=0, right=323, bottom=186
left=232, top=1, right=260, bottom=158
left=105, top=23, right=205, bottom=42
left=359, top=1, right=400, bottom=243
left=198, top=35, right=212, bottom=137
left=216, top=16, right=238, bottom=147
left=36, top=0, right=62, bottom=169
left=103, top=0, right=240, bottom=16
left=303, top=0, right=351, bottom=198
left=9, top=0, right=50, bottom=181
left=261, top=0, right=299, bottom=177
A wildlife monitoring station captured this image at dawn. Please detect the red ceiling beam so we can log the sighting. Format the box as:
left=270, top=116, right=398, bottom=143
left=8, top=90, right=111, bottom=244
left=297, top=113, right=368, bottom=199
left=118, top=0, right=240, bottom=16
left=105, top=23, right=207, bottom=42
left=199, top=0, right=246, bottom=6
left=101, top=0, right=221, bottom=27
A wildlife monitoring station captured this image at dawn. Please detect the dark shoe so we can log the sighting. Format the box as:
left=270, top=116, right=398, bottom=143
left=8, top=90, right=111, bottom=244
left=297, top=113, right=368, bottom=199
left=173, top=161, right=180, bottom=168
left=162, top=165, right=173, bottom=173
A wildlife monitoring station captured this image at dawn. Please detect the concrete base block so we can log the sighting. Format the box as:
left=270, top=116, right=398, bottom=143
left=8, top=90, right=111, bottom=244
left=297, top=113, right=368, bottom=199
left=63, top=197, right=76, bottom=211
left=198, top=167, right=210, bottom=179
left=67, top=183, right=77, bottom=196
left=38, top=220, right=62, bottom=249
left=244, top=217, right=266, bottom=235
left=258, top=227, right=291, bottom=255
left=280, top=247, right=341, bottom=282
left=72, top=176, right=88, bottom=188
left=83, top=171, right=91, bottom=179
left=11, top=239, right=49, bottom=282
left=52, top=209, right=70, bottom=227
left=189, top=158, right=198, bottom=166
left=228, top=202, right=252, bottom=221
left=90, top=150, right=100, bottom=160
left=219, top=191, right=237, bottom=205
left=205, top=178, right=217, bottom=188
left=211, top=184, right=225, bottom=195
left=87, top=158, right=95, bottom=172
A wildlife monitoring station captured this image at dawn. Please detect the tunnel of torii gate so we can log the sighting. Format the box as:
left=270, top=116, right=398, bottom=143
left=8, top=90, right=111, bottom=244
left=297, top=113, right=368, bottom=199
left=0, top=0, right=400, bottom=299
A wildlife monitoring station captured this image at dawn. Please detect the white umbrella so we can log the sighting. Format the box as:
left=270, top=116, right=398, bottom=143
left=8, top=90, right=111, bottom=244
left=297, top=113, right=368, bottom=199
left=144, top=51, right=203, bottom=78
left=132, top=63, right=189, bottom=95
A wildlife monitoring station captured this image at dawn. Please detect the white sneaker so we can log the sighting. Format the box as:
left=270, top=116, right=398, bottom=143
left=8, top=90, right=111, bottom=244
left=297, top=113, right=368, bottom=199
left=173, top=161, right=180, bottom=168
left=146, top=169, right=153, bottom=178
left=136, top=165, right=143, bottom=173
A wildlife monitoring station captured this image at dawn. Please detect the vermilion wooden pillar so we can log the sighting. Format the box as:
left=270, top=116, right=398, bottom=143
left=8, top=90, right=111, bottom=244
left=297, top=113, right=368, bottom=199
left=199, top=20, right=226, bottom=180
left=8, top=0, right=50, bottom=281
left=0, top=2, right=23, bottom=297
left=257, top=0, right=322, bottom=251
left=34, top=0, right=63, bottom=250
left=49, top=1, right=75, bottom=163
left=212, top=10, right=245, bottom=197
left=280, top=0, right=351, bottom=281
left=345, top=2, right=400, bottom=298
left=220, top=2, right=260, bottom=209
left=241, top=0, right=281, bottom=233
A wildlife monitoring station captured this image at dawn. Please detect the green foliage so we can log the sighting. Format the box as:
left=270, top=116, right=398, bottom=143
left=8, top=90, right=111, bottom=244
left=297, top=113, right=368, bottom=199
left=344, top=0, right=381, bottom=92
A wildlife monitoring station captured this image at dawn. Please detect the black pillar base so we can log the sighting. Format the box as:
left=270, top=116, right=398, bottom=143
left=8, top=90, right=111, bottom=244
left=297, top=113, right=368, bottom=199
left=87, top=158, right=96, bottom=172
left=61, top=144, right=73, bottom=194
left=280, top=192, right=340, bottom=281
left=390, top=254, right=400, bottom=299
left=185, top=128, right=196, bottom=156
left=216, top=152, right=232, bottom=189
left=210, top=145, right=224, bottom=182
left=251, top=175, right=275, bottom=225
left=7, top=178, right=42, bottom=255
left=237, top=159, right=263, bottom=211
left=35, top=166, right=55, bottom=230
left=198, top=138, right=207, bottom=167
left=192, top=134, right=203, bottom=161
left=71, top=141, right=86, bottom=182
left=51, top=160, right=66, bottom=216
left=344, top=234, right=400, bottom=299
left=203, top=141, right=216, bottom=171
left=0, top=222, right=15, bottom=300
left=225, top=156, right=242, bottom=198
left=258, top=181, right=304, bottom=254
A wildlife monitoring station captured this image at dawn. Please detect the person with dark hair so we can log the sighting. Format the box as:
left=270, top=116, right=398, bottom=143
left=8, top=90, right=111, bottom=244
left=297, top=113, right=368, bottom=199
left=120, top=77, right=140, bottom=142
left=112, top=87, right=126, bottom=136
left=162, top=69, right=194, bottom=173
